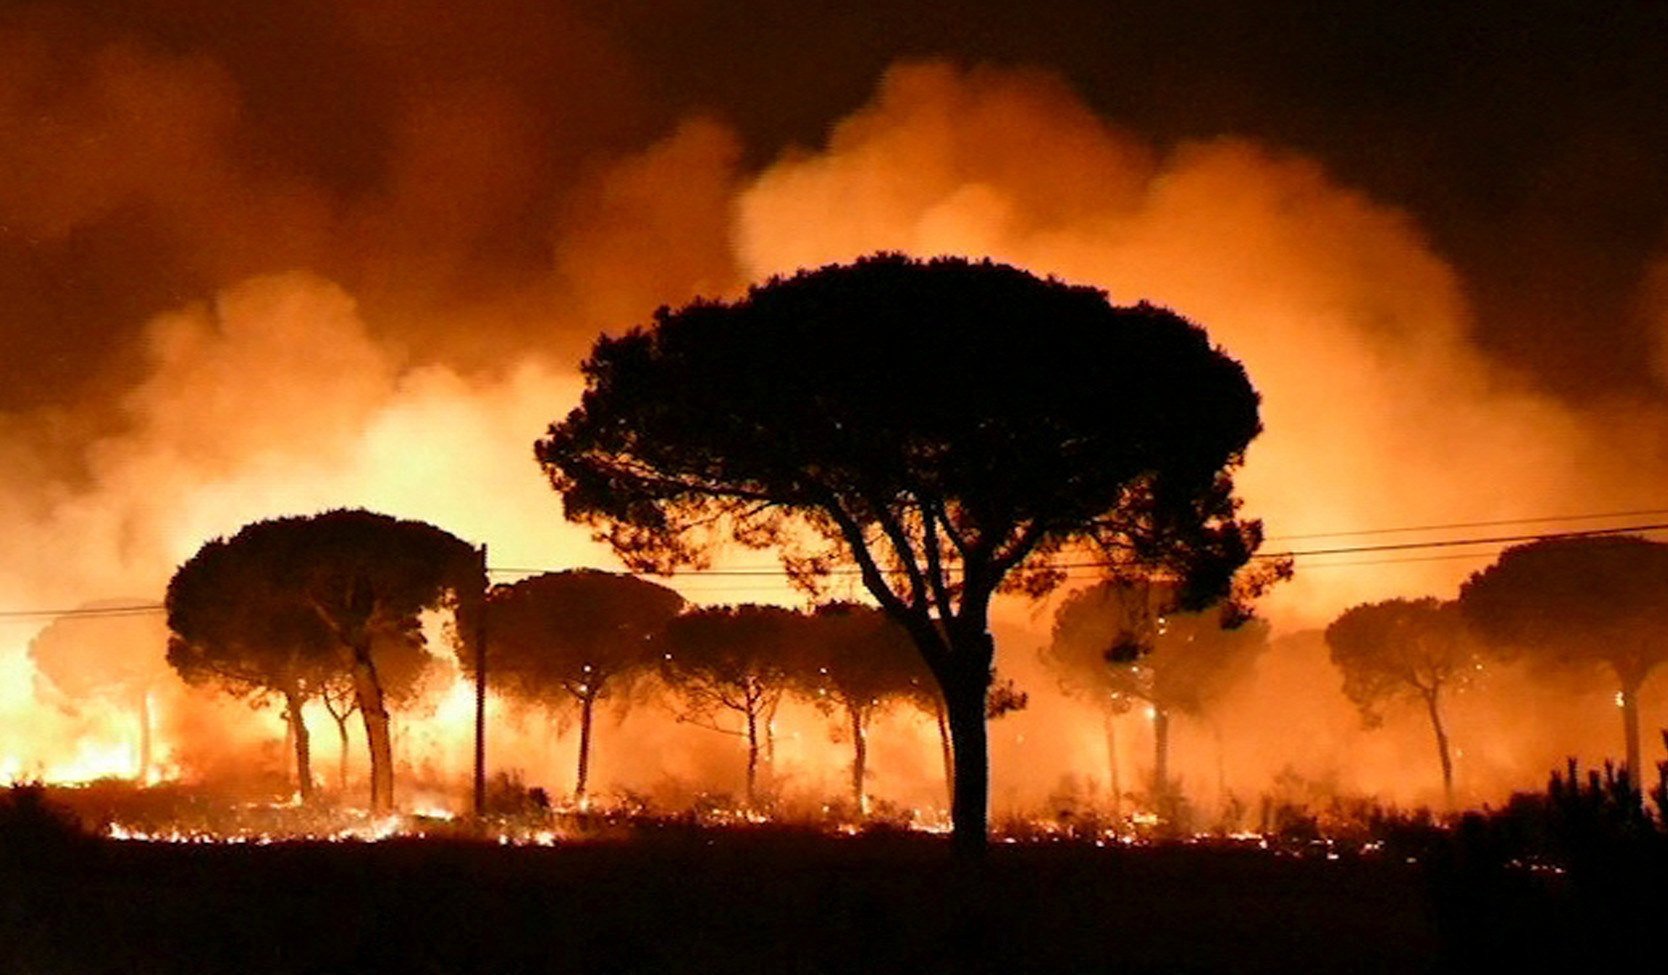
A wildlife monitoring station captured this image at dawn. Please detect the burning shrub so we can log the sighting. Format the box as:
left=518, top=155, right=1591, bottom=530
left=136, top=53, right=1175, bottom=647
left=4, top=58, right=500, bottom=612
left=483, top=769, right=551, bottom=818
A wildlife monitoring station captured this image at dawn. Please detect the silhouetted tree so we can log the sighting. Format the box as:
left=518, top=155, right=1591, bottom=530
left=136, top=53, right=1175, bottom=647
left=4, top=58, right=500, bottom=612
left=28, top=602, right=173, bottom=783
left=657, top=604, right=801, bottom=806
left=1325, top=598, right=1480, bottom=806
left=167, top=509, right=482, bottom=814
left=481, top=570, right=685, bottom=802
left=800, top=602, right=932, bottom=812
left=537, top=254, right=1266, bottom=851
left=166, top=560, right=338, bottom=801
left=1459, top=535, right=1668, bottom=782
left=1045, top=579, right=1270, bottom=820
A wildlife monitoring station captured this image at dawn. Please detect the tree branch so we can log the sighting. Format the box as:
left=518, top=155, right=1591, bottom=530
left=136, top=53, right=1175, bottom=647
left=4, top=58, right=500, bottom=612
left=676, top=715, right=748, bottom=739
left=919, top=500, right=960, bottom=622
left=866, top=491, right=932, bottom=613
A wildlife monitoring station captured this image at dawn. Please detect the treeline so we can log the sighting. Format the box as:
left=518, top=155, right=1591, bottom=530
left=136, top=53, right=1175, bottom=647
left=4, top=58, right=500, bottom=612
left=30, top=510, right=1027, bottom=816
left=1322, top=534, right=1668, bottom=808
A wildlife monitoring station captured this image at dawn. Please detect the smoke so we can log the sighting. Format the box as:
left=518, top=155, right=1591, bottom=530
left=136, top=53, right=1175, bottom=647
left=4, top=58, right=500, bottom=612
left=737, top=61, right=1668, bottom=628
left=4, top=37, right=1666, bottom=810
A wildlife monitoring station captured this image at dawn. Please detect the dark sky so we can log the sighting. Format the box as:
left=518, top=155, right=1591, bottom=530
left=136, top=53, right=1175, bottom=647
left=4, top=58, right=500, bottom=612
left=4, top=0, right=1667, bottom=411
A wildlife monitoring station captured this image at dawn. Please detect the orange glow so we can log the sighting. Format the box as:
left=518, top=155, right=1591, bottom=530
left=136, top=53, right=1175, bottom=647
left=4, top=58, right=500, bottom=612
left=1, top=59, right=1665, bottom=828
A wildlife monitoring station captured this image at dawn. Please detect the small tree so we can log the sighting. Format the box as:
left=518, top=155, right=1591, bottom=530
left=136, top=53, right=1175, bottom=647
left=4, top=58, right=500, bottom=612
left=657, top=604, right=802, bottom=806
left=166, top=564, right=339, bottom=802
left=799, top=602, right=932, bottom=813
left=537, top=254, right=1266, bottom=851
left=482, top=570, right=685, bottom=802
left=28, top=602, right=173, bottom=783
left=1459, top=535, right=1668, bottom=783
left=168, top=509, right=482, bottom=814
left=1045, top=579, right=1269, bottom=820
left=1325, top=598, right=1480, bottom=806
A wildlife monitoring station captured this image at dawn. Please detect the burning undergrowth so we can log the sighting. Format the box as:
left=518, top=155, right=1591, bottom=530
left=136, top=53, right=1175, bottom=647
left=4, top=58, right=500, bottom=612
left=0, top=774, right=1452, bottom=863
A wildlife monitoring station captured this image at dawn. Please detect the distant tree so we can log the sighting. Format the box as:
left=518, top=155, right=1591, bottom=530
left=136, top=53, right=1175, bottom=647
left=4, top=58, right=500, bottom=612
left=1045, top=579, right=1269, bottom=818
left=28, top=601, right=173, bottom=782
left=1325, top=598, right=1480, bottom=806
left=1459, top=535, right=1668, bottom=782
left=1040, top=608, right=1137, bottom=818
left=657, top=604, right=803, bottom=806
left=482, top=570, right=685, bottom=802
left=167, top=509, right=482, bottom=814
left=537, top=254, right=1268, bottom=851
left=799, top=602, right=933, bottom=812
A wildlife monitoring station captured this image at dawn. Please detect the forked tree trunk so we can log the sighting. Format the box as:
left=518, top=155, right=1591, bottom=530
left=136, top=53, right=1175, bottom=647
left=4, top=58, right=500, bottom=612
left=348, top=641, right=394, bottom=815
left=849, top=703, right=868, bottom=813
left=935, top=700, right=954, bottom=807
left=763, top=696, right=781, bottom=771
left=1103, top=709, right=1122, bottom=823
left=1152, top=706, right=1171, bottom=812
left=283, top=690, right=314, bottom=804
left=136, top=688, right=152, bottom=784
left=576, top=692, right=596, bottom=803
left=1423, top=689, right=1455, bottom=808
left=744, top=705, right=761, bottom=807
left=333, top=714, right=351, bottom=793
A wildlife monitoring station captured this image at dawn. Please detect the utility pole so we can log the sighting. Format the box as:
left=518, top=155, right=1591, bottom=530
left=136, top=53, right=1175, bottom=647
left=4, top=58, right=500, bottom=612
left=473, top=542, right=488, bottom=818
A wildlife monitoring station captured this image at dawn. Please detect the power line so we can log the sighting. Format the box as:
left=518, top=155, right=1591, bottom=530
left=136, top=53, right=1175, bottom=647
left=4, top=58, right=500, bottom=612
left=0, top=603, right=165, bottom=621
left=1255, top=521, right=1668, bottom=560
left=1263, top=506, right=1668, bottom=542
left=490, top=520, right=1668, bottom=577
left=13, top=516, right=1668, bottom=620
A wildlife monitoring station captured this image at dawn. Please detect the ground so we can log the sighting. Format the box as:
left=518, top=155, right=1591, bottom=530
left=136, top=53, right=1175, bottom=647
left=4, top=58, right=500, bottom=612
left=2, top=829, right=1443, bottom=974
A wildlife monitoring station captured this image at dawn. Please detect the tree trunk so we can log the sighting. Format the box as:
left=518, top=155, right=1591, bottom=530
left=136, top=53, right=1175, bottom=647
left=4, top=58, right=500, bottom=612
left=349, top=642, right=394, bottom=815
left=284, top=690, right=314, bottom=804
left=935, top=699, right=954, bottom=808
left=1105, top=709, right=1125, bottom=819
left=1424, top=690, right=1454, bottom=808
left=1213, top=721, right=1227, bottom=811
left=333, top=714, right=351, bottom=793
left=136, top=688, right=152, bottom=784
left=1152, top=706, right=1171, bottom=816
left=576, top=691, right=595, bottom=805
left=744, top=705, right=760, bottom=807
left=1619, top=672, right=1643, bottom=791
left=944, top=665, right=990, bottom=857
left=849, top=703, right=868, bottom=814
left=763, top=696, right=781, bottom=772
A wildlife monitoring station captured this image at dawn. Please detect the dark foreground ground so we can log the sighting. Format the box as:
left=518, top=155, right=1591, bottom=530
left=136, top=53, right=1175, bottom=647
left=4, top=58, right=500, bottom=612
left=10, top=771, right=1667, bottom=973
left=4, top=831, right=1446, bottom=975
